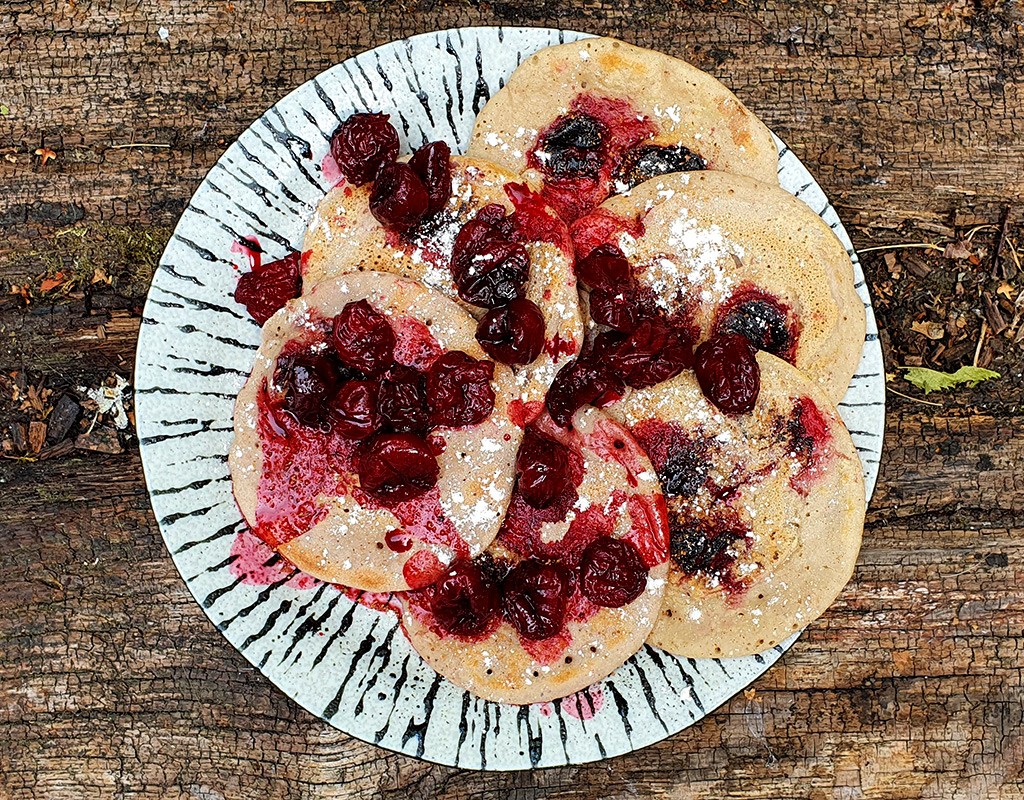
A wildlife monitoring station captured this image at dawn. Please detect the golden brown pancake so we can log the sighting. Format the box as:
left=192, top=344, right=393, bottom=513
left=572, top=170, right=865, bottom=404
left=302, top=156, right=583, bottom=403
left=398, top=407, right=669, bottom=704
left=605, top=352, right=865, bottom=658
left=468, top=37, right=778, bottom=221
left=230, top=271, right=523, bottom=592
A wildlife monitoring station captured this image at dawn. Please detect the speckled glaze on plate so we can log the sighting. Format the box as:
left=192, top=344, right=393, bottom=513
left=135, top=26, right=884, bottom=770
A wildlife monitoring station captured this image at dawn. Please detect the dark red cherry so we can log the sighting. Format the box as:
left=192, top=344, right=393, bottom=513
left=608, top=319, right=693, bottom=389
left=475, top=203, right=517, bottom=238
left=409, top=141, right=452, bottom=216
left=329, top=380, right=379, bottom=439
left=274, top=353, right=339, bottom=427
left=425, top=351, right=495, bottom=428
left=579, top=537, right=648, bottom=608
left=574, top=243, right=632, bottom=291
left=545, top=356, right=623, bottom=428
left=450, top=218, right=530, bottom=309
left=589, top=286, right=641, bottom=333
left=332, top=299, right=396, bottom=376
left=515, top=427, right=573, bottom=509
left=369, top=162, right=430, bottom=231
left=500, top=559, right=576, bottom=640
left=475, top=298, right=546, bottom=365
left=357, top=433, right=439, bottom=501
left=234, top=251, right=302, bottom=325
left=378, top=364, right=430, bottom=433
left=694, top=333, right=761, bottom=414
left=423, top=559, right=500, bottom=638
left=330, top=112, right=400, bottom=186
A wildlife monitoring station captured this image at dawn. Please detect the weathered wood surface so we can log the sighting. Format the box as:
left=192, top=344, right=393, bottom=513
left=1, top=1, right=1023, bottom=797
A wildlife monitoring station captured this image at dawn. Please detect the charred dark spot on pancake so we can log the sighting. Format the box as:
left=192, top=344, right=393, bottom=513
left=537, top=114, right=607, bottom=179
left=715, top=285, right=800, bottom=363
left=669, top=523, right=747, bottom=576
left=612, top=143, right=707, bottom=190
left=658, top=438, right=710, bottom=499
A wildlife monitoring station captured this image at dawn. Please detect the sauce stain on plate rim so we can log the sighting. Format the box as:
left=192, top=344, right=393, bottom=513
left=134, top=25, right=884, bottom=770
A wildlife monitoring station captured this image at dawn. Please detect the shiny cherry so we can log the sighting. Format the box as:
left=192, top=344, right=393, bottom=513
left=332, top=299, right=396, bottom=376
left=234, top=251, right=301, bottom=325
left=694, top=333, right=761, bottom=414
left=423, top=559, right=500, bottom=638
left=515, top=427, right=573, bottom=509
left=408, top=141, right=452, bottom=216
left=273, top=353, right=339, bottom=427
left=369, top=162, right=430, bottom=231
left=425, top=351, right=495, bottom=428
left=475, top=298, right=546, bottom=365
left=329, top=380, right=379, bottom=440
left=579, top=537, right=648, bottom=608
left=500, top=559, right=576, bottom=640
left=378, top=364, right=430, bottom=433
left=330, top=112, right=399, bottom=186
left=574, top=243, right=632, bottom=291
left=357, top=433, right=439, bottom=501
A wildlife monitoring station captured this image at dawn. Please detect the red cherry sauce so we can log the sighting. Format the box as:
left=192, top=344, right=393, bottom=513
left=784, top=396, right=834, bottom=495
left=321, top=150, right=344, bottom=188
left=580, top=417, right=669, bottom=566
left=507, top=399, right=544, bottom=429
left=229, top=527, right=319, bottom=589
left=391, top=315, right=444, bottom=370
left=251, top=315, right=467, bottom=581
left=569, top=208, right=646, bottom=263
left=527, top=94, right=655, bottom=222
left=714, top=283, right=801, bottom=364
left=231, top=236, right=263, bottom=271
left=504, top=182, right=574, bottom=258
left=253, top=378, right=359, bottom=547
left=544, top=332, right=579, bottom=362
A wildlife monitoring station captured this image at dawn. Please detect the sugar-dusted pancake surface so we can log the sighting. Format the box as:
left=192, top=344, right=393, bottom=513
left=572, top=171, right=866, bottom=404
left=467, top=37, right=778, bottom=221
left=398, top=407, right=669, bottom=704
left=302, top=155, right=583, bottom=402
left=230, top=271, right=523, bottom=592
left=606, top=353, right=865, bottom=658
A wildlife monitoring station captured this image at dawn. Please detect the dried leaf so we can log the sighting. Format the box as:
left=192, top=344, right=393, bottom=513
left=903, top=365, right=1000, bottom=394
left=911, top=320, right=945, bottom=340
left=34, top=147, right=57, bottom=166
left=92, top=267, right=112, bottom=285
left=943, top=240, right=973, bottom=260
left=28, top=421, right=47, bottom=454
left=40, top=272, right=67, bottom=292
left=997, top=283, right=1014, bottom=300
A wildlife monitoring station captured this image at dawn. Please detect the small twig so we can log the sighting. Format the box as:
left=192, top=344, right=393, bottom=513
left=973, top=320, right=988, bottom=367
left=965, top=224, right=997, bottom=242
left=857, top=243, right=945, bottom=254
left=886, top=387, right=943, bottom=407
left=108, top=142, right=171, bottom=150
left=991, top=206, right=1011, bottom=278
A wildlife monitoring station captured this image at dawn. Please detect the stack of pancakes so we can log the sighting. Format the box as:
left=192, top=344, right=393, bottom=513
left=230, top=37, right=867, bottom=704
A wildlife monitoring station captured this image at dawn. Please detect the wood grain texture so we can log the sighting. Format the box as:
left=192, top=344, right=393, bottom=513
left=1, top=0, right=1022, bottom=797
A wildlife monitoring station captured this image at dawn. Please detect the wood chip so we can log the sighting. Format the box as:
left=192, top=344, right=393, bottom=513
left=28, top=421, right=47, bottom=454
left=944, top=240, right=972, bottom=260
left=75, top=425, right=123, bottom=454
left=8, top=422, right=27, bottom=452
left=45, top=394, right=81, bottom=445
left=904, top=254, right=932, bottom=277
left=911, top=320, right=946, bottom=340
left=983, top=293, right=1008, bottom=335
left=37, top=438, right=76, bottom=461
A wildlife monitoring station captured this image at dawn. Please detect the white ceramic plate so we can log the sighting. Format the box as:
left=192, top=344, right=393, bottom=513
left=136, top=26, right=884, bottom=770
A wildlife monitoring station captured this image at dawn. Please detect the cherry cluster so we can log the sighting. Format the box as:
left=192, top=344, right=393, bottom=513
left=546, top=243, right=761, bottom=426
left=416, top=534, right=649, bottom=642
left=273, top=299, right=496, bottom=502
left=331, top=112, right=453, bottom=232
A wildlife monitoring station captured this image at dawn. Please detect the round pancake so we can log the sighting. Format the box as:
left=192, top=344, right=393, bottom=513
left=302, top=155, right=583, bottom=403
left=605, top=352, right=865, bottom=658
left=467, top=37, right=778, bottom=221
left=571, top=170, right=866, bottom=404
left=230, top=271, right=523, bottom=592
left=398, top=407, right=669, bottom=704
